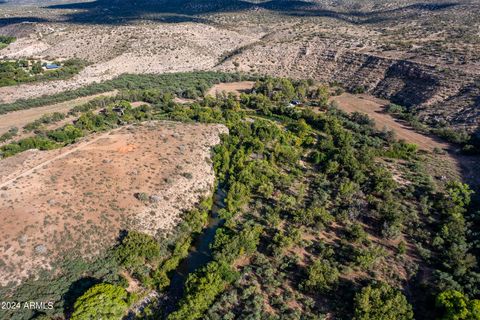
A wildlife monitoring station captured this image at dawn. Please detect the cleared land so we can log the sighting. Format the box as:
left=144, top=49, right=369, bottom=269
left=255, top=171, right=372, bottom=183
left=207, top=81, right=256, bottom=97
left=0, top=121, right=227, bottom=286
left=330, top=93, right=450, bottom=152
left=0, top=90, right=117, bottom=135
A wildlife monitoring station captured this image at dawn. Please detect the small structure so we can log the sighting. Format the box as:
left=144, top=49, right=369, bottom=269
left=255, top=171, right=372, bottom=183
left=288, top=100, right=302, bottom=108
left=45, top=63, right=60, bottom=70
left=112, top=106, right=125, bottom=116
left=100, top=106, right=125, bottom=116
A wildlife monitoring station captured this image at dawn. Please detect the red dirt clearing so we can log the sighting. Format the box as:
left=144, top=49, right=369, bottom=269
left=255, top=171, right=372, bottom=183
left=207, top=81, right=255, bottom=97
left=0, top=121, right=227, bottom=286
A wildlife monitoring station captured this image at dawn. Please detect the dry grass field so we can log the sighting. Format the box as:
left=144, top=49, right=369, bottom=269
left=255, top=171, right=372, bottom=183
left=0, top=120, right=227, bottom=286
left=206, top=81, right=256, bottom=97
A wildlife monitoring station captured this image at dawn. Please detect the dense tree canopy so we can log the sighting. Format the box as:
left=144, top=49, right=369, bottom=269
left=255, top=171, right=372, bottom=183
left=71, top=284, right=129, bottom=320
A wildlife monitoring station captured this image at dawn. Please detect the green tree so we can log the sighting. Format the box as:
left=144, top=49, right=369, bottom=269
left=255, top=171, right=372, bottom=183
left=353, top=282, right=413, bottom=320
left=115, top=231, right=161, bottom=270
left=71, top=283, right=129, bottom=320
left=436, top=290, right=480, bottom=320
left=446, top=182, right=473, bottom=208
left=303, top=259, right=339, bottom=292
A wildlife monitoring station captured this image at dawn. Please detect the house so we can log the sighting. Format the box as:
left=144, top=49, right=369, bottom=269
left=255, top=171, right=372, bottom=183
left=288, top=100, right=302, bottom=108
left=45, top=63, right=60, bottom=70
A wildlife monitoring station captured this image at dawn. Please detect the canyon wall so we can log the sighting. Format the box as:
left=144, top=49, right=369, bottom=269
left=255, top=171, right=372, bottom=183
left=217, top=40, right=479, bottom=130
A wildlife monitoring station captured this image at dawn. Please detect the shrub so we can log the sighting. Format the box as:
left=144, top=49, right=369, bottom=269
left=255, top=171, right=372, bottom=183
left=302, top=259, right=339, bottom=292
left=71, top=283, right=129, bottom=320
left=115, top=231, right=161, bottom=270
left=353, top=282, right=413, bottom=320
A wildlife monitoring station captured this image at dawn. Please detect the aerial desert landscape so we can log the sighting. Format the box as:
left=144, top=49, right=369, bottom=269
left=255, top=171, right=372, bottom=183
left=0, top=121, right=226, bottom=287
left=0, top=1, right=479, bottom=320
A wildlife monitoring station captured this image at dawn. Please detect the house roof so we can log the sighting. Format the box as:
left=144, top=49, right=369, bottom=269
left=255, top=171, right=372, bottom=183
left=45, top=64, right=60, bottom=69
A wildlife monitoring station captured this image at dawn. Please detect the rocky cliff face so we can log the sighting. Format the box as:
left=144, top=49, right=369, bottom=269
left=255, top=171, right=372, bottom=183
left=216, top=39, right=479, bottom=131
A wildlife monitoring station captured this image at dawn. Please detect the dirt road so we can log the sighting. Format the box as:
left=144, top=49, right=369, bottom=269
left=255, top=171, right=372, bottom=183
left=0, top=91, right=118, bottom=135
left=331, top=93, right=480, bottom=189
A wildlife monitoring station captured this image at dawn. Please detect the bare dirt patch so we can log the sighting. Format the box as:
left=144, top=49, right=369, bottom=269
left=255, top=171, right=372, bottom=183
left=173, top=97, right=195, bottom=104
left=206, top=81, right=255, bottom=97
left=331, top=93, right=450, bottom=152
left=330, top=93, right=480, bottom=190
left=0, top=91, right=118, bottom=136
left=0, top=121, right=227, bottom=286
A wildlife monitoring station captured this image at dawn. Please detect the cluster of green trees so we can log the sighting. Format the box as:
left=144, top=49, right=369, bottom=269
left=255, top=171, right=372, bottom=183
left=0, top=59, right=86, bottom=87
left=436, top=290, right=480, bottom=319
left=65, top=202, right=211, bottom=319
left=161, top=82, right=407, bottom=318
left=23, top=112, right=66, bottom=132
left=0, top=35, right=15, bottom=49
left=0, top=71, right=252, bottom=115
left=70, top=284, right=131, bottom=320
left=0, top=101, right=151, bottom=158
left=430, top=182, right=479, bottom=296
left=1, top=73, right=478, bottom=320
left=353, top=282, right=414, bottom=320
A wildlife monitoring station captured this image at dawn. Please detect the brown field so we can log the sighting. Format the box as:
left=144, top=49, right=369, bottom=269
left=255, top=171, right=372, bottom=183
left=0, top=91, right=118, bottom=136
left=0, top=121, right=227, bottom=286
left=207, top=81, right=255, bottom=98
left=331, top=93, right=450, bottom=152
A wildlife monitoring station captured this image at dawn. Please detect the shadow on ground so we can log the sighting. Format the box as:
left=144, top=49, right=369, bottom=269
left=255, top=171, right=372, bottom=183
left=0, top=0, right=460, bottom=26
left=63, top=276, right=101, bottom=317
